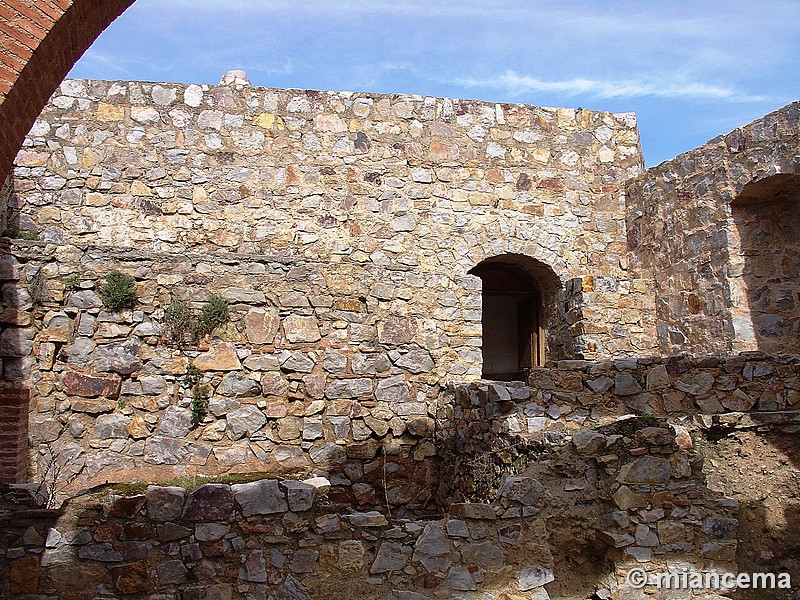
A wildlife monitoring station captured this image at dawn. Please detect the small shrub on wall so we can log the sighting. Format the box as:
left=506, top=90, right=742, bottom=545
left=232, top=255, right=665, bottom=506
left=163, top=295, right=230, bottom=346
left=163, top=300, right=193, bottom=344
left=196, top=294, right=229, bottom=338
left=100, top=270, right=137, bottom=310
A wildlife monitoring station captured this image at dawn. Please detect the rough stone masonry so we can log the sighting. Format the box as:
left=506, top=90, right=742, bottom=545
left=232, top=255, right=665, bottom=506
left=3, top=71, right=660, bottom=494
left=0, top=70, right=799, bottom=599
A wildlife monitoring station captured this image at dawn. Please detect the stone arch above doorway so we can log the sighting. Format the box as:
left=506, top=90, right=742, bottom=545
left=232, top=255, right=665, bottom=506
left=469, top=254, right=562, bottom=381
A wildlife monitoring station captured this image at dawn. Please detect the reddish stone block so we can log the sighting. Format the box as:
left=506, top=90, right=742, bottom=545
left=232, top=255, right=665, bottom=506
left=9, top=554, right=38, bottom=593
left=109, top=494, right=145, bottom=518
left=63, top=371, right=121, bottom=398
left=121, top=522, right=152, bottom=541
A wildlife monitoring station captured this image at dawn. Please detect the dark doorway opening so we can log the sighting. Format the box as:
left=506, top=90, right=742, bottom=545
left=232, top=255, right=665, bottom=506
left=470, top=262, right=543, bottom=381
left=729, top=173, right=800, bottom=353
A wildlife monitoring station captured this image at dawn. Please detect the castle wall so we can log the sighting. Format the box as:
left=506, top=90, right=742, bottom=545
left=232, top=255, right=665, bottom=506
left=0, top=77, right=658, bottom=490
left=9, top=76, right=652, bottom=363
left=625, top=101, right=800, bottom=355
left=6, top=350, right=800, bottom=599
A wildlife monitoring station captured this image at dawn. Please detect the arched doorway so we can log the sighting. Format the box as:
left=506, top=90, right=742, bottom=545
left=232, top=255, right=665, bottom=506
left=729, top=173, right=800, bottom=353
left=469, top=261, right=546, bottom=381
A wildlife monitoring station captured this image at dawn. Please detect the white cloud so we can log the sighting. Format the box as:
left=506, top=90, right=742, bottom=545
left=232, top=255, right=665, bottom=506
left=73, top=49, right=139, bottom=79
left=453, top=71, right=771, bottom=103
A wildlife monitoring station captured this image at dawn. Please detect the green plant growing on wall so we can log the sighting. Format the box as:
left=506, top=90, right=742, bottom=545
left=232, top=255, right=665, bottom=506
left=3, top=228, right=39, bottom=241
left=185, top=364, right=210, bottom=425
left=100, top=269, right=137, bottom=310
left=64, top=273, right=81, bottom=292
left=195, top=294, right=229, bottom=339
left=163, top=300, right=193, bottom=344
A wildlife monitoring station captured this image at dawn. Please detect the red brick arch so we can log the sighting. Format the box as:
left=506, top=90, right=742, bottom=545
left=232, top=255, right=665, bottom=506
left=0, top=0, right=135, bottom=183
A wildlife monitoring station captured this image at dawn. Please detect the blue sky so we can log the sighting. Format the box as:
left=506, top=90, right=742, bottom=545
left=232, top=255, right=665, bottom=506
left=68, top=0, right=800, bottom=167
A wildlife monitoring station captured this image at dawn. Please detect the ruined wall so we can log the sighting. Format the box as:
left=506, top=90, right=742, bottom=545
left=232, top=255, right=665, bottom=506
left=626, top=101, right=800, bottom=356
left=8, top=240, right=450, bottom=507
left=6, top=379, right=798, bottom=599
left=434, top=357, right=800, bottom=598
left=2, top=349, right=799, bottom=599
left=439, top=353, right=800, bottom=505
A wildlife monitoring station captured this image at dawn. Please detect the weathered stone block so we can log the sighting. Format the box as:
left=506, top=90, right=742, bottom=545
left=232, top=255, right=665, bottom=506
left=156, top=559, right=188, bottom=585
left=146, top=485, right=185, bottom=522
left=193, top=342, right=242, bottom=371
left=617, top=456, right=672, bottom=484
left=497, top=476, right=548, bottom=507
left=675, top=372, right=715, bottom=396
left=378, top=316, right=417, bottom=344
left=218, top=372, right=261, bottom=397
left=517, top=566, right=555, bottom=591
left=325, top=378, right=373, bottom=399
left=94, top=338, right=142, bottom=375
left=156, top=406, right=193, bottom=438
left=232, top=479, right=288, bottom=516
left=614, top=373, right=643, bottom=396
left=571, top=430, right=606, bottom=454
left=64, top=371, right=121, bottom=399
left=375, top=374, right=409, bottom=403
left=227, top=405, right=267, bottom=438
left=280, top=480, right=316, bottom=512
left=283, top=314, right=321, bottom=343
left=95, top=413, right=131, bottom=439
left=370, top=542, right=412, bottom=574
left=183, top=484, right=234, bottom=521
left=345, top=511, right=388, bottom=527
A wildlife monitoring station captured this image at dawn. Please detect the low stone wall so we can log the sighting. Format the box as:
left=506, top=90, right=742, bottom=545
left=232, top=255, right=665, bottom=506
left=435, top=379, right=800, bottom=598
left=4, top=363, right=800, bottom=598
left=437, top=353, right=800, bottom=500
left=1, top=475, right=557, bottom=600
left=443, top=353, right=800, bottom=445
left=2, top=413, right=769, bottom=600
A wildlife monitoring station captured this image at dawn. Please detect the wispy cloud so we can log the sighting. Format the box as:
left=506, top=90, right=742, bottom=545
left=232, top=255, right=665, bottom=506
left=74, top=50, right=139, bottom=79
left=453, top=71, right=771, bottom=103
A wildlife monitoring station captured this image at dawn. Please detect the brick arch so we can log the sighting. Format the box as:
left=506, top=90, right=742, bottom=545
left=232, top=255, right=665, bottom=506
left=0, top=0, right=135, bottom=183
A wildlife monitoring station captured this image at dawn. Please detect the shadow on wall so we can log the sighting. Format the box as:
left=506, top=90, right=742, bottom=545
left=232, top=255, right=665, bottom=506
left=698, top=424, right=800, bottom=600
left=728, top=173, right=800, bottom=354
left=0, top=176, right=36, bottom=485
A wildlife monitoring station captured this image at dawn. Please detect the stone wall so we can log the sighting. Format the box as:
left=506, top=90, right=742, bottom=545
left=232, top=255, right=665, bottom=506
left=0, top=423, right=737, bottom=600
left=433, top=359, right=800, bottom=598
left=2, top=352, right=799, bottom=599
left=7, top=239, right=455, bottom=507
left=440, top=353, right=800, bottom=481
left=8, top=75, right=653, bottom=363
left=438, top=354, right=800, bottom=506
left=0, top=74, right=665, bottom=491
left=626, top=100, right=800, bottom=356
left=6, top=396, right=797, bottom=599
